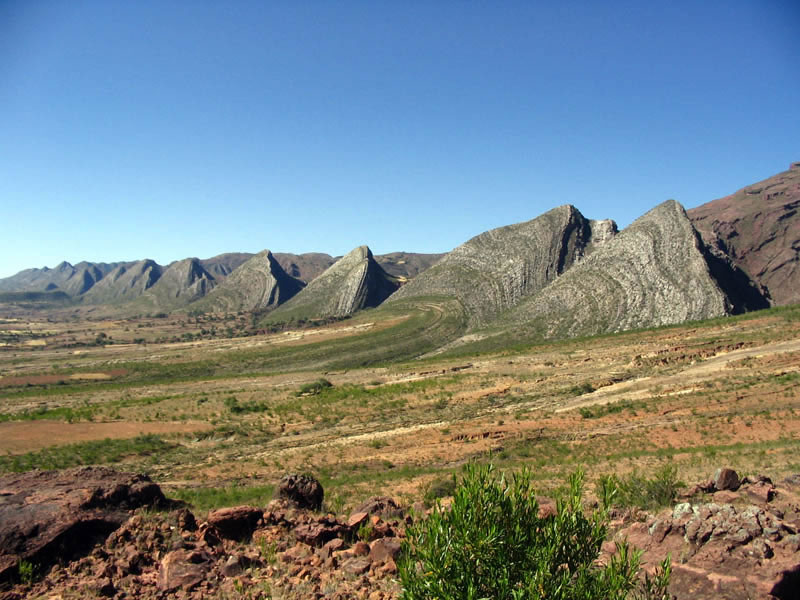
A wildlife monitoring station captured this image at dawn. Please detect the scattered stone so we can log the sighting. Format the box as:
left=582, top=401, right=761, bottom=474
left=347, top=511, right=369, bottom=529
left=293, top=516, right=349, bottom=547
left=157, top=548, right=212, bottom=591
left=369, top=537, right=402, bottom=565
left=343, top=556, right=372, bottom=576
left=206, top=506, right=263, bottom=541
left=353, top=497, right=403, bottom=520
left=278, top=474, right=324, bottom=510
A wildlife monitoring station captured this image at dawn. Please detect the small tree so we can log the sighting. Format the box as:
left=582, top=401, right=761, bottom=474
left=398, top=463, right=670, bottom=600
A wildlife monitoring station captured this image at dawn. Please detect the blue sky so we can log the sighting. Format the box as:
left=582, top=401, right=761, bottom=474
left=1, top=1, right=798, bottom=278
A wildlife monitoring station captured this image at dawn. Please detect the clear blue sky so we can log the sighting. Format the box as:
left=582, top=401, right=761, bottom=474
left=1, top=1, right=798, bottom=278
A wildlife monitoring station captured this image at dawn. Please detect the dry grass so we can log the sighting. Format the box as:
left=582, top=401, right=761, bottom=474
left=1, top=304, right=799, bottom=512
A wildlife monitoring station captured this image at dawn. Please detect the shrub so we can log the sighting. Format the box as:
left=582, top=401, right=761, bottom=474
left=399, top=463, right=670, bottom=600
left=599, top=464, right=683, bottom=511
left=295, top=378, right=333, bottom=396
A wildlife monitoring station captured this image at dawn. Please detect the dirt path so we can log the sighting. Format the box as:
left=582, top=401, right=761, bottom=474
left=0, top=421, right=211, bottom=454
left=556, top=337, right=800, bottom=413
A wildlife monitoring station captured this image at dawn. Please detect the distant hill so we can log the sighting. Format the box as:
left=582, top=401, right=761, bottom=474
left=80, top=260, right=163, bottom=305
left=375, top=252, right=445, bottom=280
left=189, top=250, right=304, bottom=313
left=0, top=261, right=123, bottom=295
left=272, top=253, right=336, bottom=283
left=130, top=258, right=218, bottom=312
left=200, top=253, right=254, bottom=280
left=387, top=205, right=616, bottom=327
left=689, top=162, right=800, bottom=306
left=264, top=246, right=400, bottom=323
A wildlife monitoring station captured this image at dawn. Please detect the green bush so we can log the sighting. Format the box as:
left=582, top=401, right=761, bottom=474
left=295, top=378, right=333, bottom=396
left=599, top=464, right=683, bottom=511
left=399, top=463, right=670, bottom=600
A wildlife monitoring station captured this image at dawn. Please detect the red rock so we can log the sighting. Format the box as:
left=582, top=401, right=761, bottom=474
left=206, top=506, right=263, bottom=541
left=368, top=537, right=402, bottom=565
left=712, top=490, right=740, bottom=504
left=319, top=537, right=346, bottom=560
left=294, top=517, right=349, bottom=547
left=352, top=541, right=370, bottom=557
left=352, top=497, right=403, bottom=519
left=157, top=549, right=212, bottom=591
left=713, top=468, right=741, bottom=491
left=0, top=467, right=167, bottom=582
left=745, top=481, right=775, bottom=504
left=347, top=511, right=369, bottom=529
left=342, top=556, right=371, bottom=576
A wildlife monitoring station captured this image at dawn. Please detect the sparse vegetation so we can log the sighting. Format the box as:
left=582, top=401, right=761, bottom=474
left=399, top=463, right=671, bottom=600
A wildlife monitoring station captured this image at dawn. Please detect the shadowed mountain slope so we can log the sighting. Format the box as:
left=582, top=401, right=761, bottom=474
left=264, top=246, right=400, bottom=322
left=130, top=258, right=217, bottom=311
left=190, top=250, right=304, bottom=313
left=689, top=162, right=800, bottom=306
left=79, top=260, right=163, bottom=305
left=387, top=205, right=616, bottom=327
left=496, top=200, right=755, bottom=341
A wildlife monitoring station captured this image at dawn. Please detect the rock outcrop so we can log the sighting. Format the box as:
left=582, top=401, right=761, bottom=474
left=387, top=205, right=615, bottom=327
left=265, top=246, right=400, bottom=322
left=605, top=469, right=800, bottom=600
left=689, top=163, right=800, bottom=306
left=190, top=250, right=304, bottom=313
left=500, top=200, right=753, bottom=340
left=0, top=467, right=167, bottom=582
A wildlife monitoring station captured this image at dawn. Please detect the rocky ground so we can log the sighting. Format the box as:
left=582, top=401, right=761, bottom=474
left=1, top=467, right=799, bottom=599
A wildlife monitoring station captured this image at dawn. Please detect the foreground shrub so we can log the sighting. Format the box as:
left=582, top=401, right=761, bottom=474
left=399, top=463, right=670, bottom=600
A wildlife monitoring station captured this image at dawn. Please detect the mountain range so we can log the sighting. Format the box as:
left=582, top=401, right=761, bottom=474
left=2, top=162, right=798, bottom=344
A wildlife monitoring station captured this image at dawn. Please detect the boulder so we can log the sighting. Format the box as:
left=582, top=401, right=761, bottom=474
left=157, top=548, right=213, bottom=591
left=369, top=537, right=402, bottom=565
left=352, top=497, right=403, bottom=520
left=0, top=467, right=167, bottom=582
left=713, top=468, right=741, bottom=491
left=277, top=474, right=324, bottom=510
left=293, top=516, right=349, bottom=547
left=206, top=505, right=263, bottom=541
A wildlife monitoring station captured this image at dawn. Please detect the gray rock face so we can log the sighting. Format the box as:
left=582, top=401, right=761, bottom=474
left=266, top=246, right=400, bottom=321
left=136, top=258, right=217, bottom=309
left=80, top=259, right=163, bottom=305
left=190, top=250, right=304, bottom=313
left=503, top=200, right=734, bottom=340
left=388, top=205, right=614, bottom=327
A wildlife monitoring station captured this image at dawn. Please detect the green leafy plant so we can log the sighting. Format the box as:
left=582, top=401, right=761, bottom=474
left=17, top=559, right=36, bottom=585
left=600, top=464, right=683, bottom=511
left=399, top=463, right=670, bottom=600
